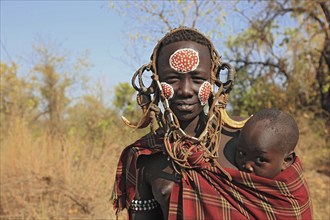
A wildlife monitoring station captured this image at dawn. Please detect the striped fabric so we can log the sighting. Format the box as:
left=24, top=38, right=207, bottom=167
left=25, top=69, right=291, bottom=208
left=112, top=132, right=313, bottom=220
left=112, top=131, right=164, bottom=213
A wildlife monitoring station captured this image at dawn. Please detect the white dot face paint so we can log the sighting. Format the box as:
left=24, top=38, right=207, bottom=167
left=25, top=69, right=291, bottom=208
left=198, top=81, right=212, bottom=106
left=160, top=82, right=174, bottom=100
left=169, top=48, right=199, bottom=73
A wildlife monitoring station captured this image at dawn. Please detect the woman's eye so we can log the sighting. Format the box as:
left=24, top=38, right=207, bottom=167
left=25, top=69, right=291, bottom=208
left=166, top=77, right=180, bottom=84
left=193, top=77, right=206, bottom=83
left=166, top=75, right=177, bottom=79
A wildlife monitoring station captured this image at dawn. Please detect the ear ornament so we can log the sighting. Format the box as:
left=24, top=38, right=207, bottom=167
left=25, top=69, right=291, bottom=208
left=160, top=82, right=174, bottom=100
left=121, top=63, right=156, bottom=129
left=198, top=81, right=212, bottom=106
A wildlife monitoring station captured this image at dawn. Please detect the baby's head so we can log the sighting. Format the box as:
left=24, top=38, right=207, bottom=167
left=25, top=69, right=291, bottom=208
left=235, top=108, right=299, bottom=179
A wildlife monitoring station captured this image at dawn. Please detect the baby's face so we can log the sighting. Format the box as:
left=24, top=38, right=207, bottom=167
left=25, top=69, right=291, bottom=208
left=235, top=120, right=288, bottom=179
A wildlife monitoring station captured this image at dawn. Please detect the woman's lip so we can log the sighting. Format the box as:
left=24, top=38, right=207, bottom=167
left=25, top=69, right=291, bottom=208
left=173, top=101, right=197, bottom=105
left=173, top=103, right=196, bottom=112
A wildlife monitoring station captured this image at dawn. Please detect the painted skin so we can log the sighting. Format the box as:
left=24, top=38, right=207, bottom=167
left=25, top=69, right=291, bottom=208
left=160, top=81, right=211, bottom=106
left=157, top=41, right=212, bottom=130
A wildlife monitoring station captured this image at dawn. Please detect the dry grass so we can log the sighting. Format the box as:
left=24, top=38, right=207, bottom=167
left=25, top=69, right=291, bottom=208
left=0, top=116, right=329, bottom=219
left=0, top=118, right=143, bottom=219
left=295, top=115, right=330, bottom=220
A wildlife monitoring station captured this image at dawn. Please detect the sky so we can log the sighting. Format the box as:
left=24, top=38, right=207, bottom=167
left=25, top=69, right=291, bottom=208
left=1, top=0, right=293, bottom=99
left=1, top=0, right=141, bottom=94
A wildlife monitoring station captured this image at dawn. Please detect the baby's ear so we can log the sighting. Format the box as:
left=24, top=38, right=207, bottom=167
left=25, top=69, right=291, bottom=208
left=282, top=151, right=296, bottom=170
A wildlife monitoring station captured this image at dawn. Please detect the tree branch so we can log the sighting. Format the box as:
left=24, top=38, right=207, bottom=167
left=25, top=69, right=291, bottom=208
left=320, top=2, right=330, bottom=30
left=192, top=0, right=200, bottom=28
left=231, top=59, right=289, bottom=80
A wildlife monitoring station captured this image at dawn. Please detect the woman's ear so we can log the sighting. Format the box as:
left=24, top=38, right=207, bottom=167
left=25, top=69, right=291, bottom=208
left=281, top=151, right=296, bottom=170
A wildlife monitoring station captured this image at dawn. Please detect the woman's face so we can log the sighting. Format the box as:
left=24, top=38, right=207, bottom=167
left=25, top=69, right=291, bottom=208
left=157, top=41, right=212, bottom=123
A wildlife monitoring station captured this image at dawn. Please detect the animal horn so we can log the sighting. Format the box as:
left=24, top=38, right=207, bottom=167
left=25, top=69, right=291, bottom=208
left=121, top=93, right=152, bottom=129
left=121, top=113, right=151, bottom=129
left=121, top=116, right=135, bottom=128
left=220, top=108, right=251, bottom=129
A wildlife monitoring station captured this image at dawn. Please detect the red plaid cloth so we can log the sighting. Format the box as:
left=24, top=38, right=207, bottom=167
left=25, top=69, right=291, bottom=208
left=112, top=131, right=164, bottom=213
left=112, top=132, right=313, bottom=220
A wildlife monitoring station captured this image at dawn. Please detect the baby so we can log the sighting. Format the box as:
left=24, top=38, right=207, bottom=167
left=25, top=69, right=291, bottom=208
left=235, top=108, right=298, bottom=179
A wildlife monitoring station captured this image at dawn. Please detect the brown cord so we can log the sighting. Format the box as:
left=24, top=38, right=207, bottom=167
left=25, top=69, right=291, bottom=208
left=127, top=27, right=234, bottom=179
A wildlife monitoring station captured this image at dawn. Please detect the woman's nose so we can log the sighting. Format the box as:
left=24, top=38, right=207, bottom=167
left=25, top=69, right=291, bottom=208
left=242, top=161, right=255, bottom=173
left=177, top=78, right=194, bottom=97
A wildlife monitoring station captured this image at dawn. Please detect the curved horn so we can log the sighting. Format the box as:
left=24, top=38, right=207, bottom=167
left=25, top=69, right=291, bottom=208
left=220, top=108, right=251, bottom=129
left=121, top=113, right=151, bottom=129
left=121, top=93, right=152, bottom=129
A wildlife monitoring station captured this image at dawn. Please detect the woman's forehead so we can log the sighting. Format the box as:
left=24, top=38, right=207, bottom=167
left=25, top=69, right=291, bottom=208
left=157, top=41, right=211, bottom=70
left=169, top=48, right=199, bottom=73
left=159, top=41, right=209, bottom=56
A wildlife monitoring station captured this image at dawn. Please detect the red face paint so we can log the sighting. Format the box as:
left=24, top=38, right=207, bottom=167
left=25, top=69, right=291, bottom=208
left=169, top=48, right=199, bottom=73
left=198, top=81, right=212, bottom=106
left=161, top=82, right=174, bottom=100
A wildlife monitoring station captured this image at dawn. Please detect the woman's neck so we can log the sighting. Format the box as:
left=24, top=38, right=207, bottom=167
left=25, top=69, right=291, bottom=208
left=179, top=113, right=207, bottom=137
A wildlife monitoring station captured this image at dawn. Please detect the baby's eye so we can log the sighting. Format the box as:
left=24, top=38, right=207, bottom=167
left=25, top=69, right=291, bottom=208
left=237, top=151, right=245, bottom=157
left=256, top=157, right=267, bottom=164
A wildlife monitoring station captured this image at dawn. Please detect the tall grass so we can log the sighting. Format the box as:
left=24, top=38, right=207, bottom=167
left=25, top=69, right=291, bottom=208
left=0, top=118, right=145, bottom=219
left=294, top=116, right=330, bottom=220
left=1, top=116, right=329, bottom=219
